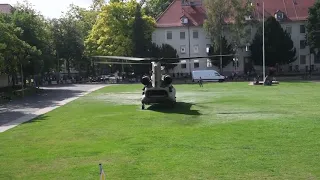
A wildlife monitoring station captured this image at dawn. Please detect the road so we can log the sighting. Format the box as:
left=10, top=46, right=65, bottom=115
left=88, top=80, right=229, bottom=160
left=0, top=84, right=107, bottom=133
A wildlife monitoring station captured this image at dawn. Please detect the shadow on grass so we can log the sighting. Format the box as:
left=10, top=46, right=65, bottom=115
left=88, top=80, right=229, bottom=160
left=23, top=114, right=50, bottom=124
left=147, top=102, right=201, bottom=116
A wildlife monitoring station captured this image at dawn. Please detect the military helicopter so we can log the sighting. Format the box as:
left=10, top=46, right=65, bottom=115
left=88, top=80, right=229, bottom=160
left=93, top=54, right=233, bottom=110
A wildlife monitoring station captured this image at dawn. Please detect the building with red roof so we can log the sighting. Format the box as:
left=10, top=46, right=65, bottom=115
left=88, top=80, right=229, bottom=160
left=152, top=0, right=318, bottom=76
left=0, top=4, right=13, bottom=14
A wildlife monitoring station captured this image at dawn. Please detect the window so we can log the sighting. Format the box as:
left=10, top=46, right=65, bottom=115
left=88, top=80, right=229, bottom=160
left=233, top=61, right=239, bottom=67
left=194, top=60, right=199, bottom=68
left=206, top=44, right=212, bottom=53
left=180, top=45, right=186, bottom=54
left=152, top=32, right=156, bottom=40
left=300, top=40, right=306, bottom=49
left=180, top=31, right=185, bottom=39
left=286, top=26, right=292, bottom=34
left=193, top=30, right=198, bottom=38
left=207, top=59, right=212, bottom=67
left=300, top=55, right=306, bottom=64
left=300, top=25, right=306, bottom=33
left=181, top=60, right=186, bottom=69
left=166, top=31, right=172, bottom=40
left=311, top=65, right=315, bottom=71
left=193, top=45, right=199, bottom=53
left=315, top=53, right=320, bottom=64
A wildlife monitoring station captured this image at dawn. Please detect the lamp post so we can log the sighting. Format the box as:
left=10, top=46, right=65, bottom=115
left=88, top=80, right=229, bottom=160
left=233, top=57, right=239, bottom=72
left=262, top=1, right=266, bottom=81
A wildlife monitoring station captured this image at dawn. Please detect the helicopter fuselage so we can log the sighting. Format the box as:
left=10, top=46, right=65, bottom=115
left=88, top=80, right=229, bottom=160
left=141, top=86, right=176, bottom=106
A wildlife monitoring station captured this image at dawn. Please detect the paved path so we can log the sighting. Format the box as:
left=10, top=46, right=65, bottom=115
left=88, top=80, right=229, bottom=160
left=0, top=84, right=107, bottom=133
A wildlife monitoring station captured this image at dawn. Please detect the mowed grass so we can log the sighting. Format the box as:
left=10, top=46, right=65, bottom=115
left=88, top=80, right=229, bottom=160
left=1, top=82, right=320, bottom=180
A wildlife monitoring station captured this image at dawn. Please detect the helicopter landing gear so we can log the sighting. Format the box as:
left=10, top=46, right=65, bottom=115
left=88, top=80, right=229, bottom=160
left=171, top=101, right=176, bottom=108
left=142, top=104, right=145, bottom=110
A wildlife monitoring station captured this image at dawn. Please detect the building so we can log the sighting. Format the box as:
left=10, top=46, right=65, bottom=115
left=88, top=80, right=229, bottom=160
left=152, top=0, right=317, bottom=76
left=0, top=4, right=14, bottom=88
left=0, top=4, right=13, bottom=14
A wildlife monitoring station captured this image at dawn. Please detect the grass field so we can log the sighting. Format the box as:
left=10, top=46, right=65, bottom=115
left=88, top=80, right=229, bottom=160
left=1, top=82, right=320, bottom=179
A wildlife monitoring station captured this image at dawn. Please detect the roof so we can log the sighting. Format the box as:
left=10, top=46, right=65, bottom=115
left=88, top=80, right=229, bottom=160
left=0, top=4, right=13, bottom=14
left=156, top=0, right=316, bottom=28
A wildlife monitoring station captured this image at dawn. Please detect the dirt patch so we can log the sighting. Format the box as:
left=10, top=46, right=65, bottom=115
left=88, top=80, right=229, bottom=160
left=91, top=92, right=142, bottom=105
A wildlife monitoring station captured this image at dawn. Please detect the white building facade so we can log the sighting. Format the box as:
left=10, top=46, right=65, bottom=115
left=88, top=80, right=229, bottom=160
left=152, top=0, right=318, bottom=76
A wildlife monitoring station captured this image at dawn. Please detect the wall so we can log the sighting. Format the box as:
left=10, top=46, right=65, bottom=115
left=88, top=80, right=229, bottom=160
left=0, top=74, right=9, bottom=88
left=152, top=26, right=242, bottom=76
left=152, top=19, right=318, bottom=75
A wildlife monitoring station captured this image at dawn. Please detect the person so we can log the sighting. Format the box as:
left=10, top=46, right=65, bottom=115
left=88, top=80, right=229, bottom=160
left=199, top=77, right=203, bottom=87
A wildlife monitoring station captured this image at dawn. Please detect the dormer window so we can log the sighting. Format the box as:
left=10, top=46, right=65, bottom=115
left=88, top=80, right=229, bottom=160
left=275, top=10, right=285, bottom=21
left=181, top=15, right=189, bottom=25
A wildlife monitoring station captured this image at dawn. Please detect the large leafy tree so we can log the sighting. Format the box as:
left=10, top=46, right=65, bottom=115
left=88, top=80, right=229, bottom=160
left=51, top=17, right=84, bottom=75
left=60, top=3, right=102, bottom=76
left=147, top=43, right=179, bottom=70
left=85, top=0, right=155, bottom=57
left=306, top=0, right=320, bottom=54
left=250, top=16, right=297, bottom=67
left=203, top=0, right=253, bottom=71
left=208, top=36, right=235, bottom=68
left=142, top=0, right=173, bottom=18
left=9, top=2, right=50, bottom=77
left=0, top=15, right=41, bottom=86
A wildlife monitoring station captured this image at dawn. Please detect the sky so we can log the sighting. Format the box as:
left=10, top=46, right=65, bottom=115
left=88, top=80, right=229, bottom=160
left=0, top=0, right=92, bottom=18
left=0, top=0, right=141, bottom=19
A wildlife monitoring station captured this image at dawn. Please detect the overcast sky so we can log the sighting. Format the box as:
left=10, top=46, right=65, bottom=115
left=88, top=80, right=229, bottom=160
left=0, top=0, right=141, bottom=19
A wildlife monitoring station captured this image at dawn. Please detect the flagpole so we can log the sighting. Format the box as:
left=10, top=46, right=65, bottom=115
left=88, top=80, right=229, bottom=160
left=262, top=1, right=266, bottom=81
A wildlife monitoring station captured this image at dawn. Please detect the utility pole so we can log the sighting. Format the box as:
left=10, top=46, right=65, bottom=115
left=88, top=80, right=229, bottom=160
left=220, top=33, right=222, bottom=73
left=20, top=63, right=24, bottom=98
left=188, top=24, right=192, bottom=76
left=262, top=1, right=266, bottom=81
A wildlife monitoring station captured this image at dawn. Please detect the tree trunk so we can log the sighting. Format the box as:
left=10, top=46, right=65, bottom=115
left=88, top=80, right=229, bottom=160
left=66, top=59, right=70, bottom=77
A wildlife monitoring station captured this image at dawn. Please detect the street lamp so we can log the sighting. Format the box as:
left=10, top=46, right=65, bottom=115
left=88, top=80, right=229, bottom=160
left=262, top=1, right=266, bottom=81
left=246, top=43, right=250, bottom=52
left=233, top=57, right=239, bottom=72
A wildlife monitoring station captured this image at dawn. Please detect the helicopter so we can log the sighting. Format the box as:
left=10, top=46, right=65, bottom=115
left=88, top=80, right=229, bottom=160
left=93, top=54, right=234, bottom=110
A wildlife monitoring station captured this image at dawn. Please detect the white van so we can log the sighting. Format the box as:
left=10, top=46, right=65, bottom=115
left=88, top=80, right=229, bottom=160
left=192, top=70, right=225, bottom=82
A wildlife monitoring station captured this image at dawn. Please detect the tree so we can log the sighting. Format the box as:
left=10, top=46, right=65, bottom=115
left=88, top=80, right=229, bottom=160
left=90, top=0, right=106, bottom=11
left=0, top=16, right=41, bottom=86
left=51, top=17, right=84, bottom=76
left=85, top=0, right=155, bottom=57
left=8, top=2, right=56, bottom=79
left=306, top=0, right=320, bottom=54
left=147, top=43, right=179, bottom=70
left=203, top=0, right=253, bottom=71
left=143, top=0, right=173, bottom=18
left=132, top=4, right=148, bottom=57
left=250, top=16, right=296, bottom=67
left=208, top=36, right=235, bottom=68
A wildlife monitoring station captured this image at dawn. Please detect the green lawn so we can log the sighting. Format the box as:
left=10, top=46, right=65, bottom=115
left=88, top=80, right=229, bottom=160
left=1, top=82, right=320, bottom=179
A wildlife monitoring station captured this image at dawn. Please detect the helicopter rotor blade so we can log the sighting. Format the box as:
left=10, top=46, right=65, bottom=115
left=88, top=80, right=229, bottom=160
left=159, top=54, right=235, bottom=61
left=92, top=56, right=152, bottom=61
left=95, top=61, right=151, bottom=65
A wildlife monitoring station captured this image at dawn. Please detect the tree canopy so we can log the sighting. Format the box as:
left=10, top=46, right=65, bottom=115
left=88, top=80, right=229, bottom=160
left=250, top=17, right=297, bottom=67
left=207, top=36, right=235, bottom=68
left=203, top=0, right=254, bottom=50
left=306, top=0, right=320, bottom=53
left=142, top=0, right=173, bottom=18
left=85, top=0, right=156, bottom=57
